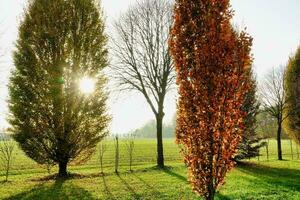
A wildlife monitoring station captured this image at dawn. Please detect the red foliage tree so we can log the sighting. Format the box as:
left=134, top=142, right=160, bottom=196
left=169, top=0, right=253, bottom=199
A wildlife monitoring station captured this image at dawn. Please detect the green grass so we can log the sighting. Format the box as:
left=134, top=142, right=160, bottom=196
left=0, top=139, right=299, bottom=199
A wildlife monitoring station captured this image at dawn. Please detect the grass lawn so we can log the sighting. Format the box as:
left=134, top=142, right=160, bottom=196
left=0, top=139, right=299, bottom=199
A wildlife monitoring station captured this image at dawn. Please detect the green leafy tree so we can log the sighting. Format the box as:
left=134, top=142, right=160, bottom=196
left=235, top=70, right=266, bottom=160
left=9, top=0, right=109, bottom=177
left=284, top=46, right=300, bottom=145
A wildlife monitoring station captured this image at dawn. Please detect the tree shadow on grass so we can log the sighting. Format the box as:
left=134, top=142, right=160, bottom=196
left=0, top=180, right=12, bottom=184
left=215, top=192, right=231, bottom=200
left=116, top=174, right=142, bottom=200
left=4, top=178, right=96, bottom=200
left=162, top=167, right=188, bottom=182
left=238, top=162, right=300, bottom=192
left=162, top=167, right=232, bottom=200
left=131, top=173, right=164, bottom=198
left=101, top=176, right=116, bottom=200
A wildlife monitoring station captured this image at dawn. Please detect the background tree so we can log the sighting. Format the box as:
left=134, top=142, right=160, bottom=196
left=284, top=46, right=300, bottom=145
left=235, top=70, right=266, bottom=160
left=259, top=66, right=289, bottom=160
left=9, top=0, right=110, bottom=177
left=99, top=140, right=108, bottom=174
left=256, top=112, right=277, bottom=139
left=170, top=0, right=253, bottom=199
left=0, top=132, right=15, bottom=182
left=114, top=135, right=119, bottom=174
left=111, top=0, right=175, bottom=168
left=125, top=133, right=135, bottom=171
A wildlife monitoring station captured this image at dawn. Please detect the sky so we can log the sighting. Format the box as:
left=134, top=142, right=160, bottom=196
left=0, top=0, right=299, bottom=134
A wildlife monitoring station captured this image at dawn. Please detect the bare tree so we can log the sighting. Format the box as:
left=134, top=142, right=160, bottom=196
left=99, top=140, right=108, bottom=174
left=0, top=132, right=15, bottom=182
left=111, top=0, right=175, bottom=168
left=259, top=66, right=290, bottom=160
left=125, top=134, right=135, bottom=171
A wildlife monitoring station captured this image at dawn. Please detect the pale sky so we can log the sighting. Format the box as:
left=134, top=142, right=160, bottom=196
left=0, top=0, right=299, bottom=134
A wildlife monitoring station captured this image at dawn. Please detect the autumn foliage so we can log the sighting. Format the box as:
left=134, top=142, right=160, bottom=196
left=169, top=0, right=253, bottom=199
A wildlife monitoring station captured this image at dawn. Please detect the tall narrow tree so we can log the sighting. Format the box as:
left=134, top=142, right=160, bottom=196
left=170, top=0, right=252, bottom=199
left=9, top=0, right=110, bottom=177
left=112, top=0, right=175, bottom=168
left=284, top=46, right=300, bottom=145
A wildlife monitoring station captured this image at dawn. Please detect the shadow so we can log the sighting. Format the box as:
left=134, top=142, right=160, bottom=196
left=101, top=176, right=116, bottom=200
left=131, top=173, right=163, bottom=198
left=215, top=192, right=231, bottom=200
left=237, top=162, right=300, bottom=192
left=0, top=180, right=12, bottom=184
left=4, top=178, right=96, bottom=200
left=30, top=172, right=105, bottom=182
left=117, top=174, right=142, bottom=200
left=162, top=168, right=188, bottom=182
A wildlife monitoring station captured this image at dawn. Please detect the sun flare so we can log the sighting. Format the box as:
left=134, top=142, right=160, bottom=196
left=79, top=77, right=95, bottom=94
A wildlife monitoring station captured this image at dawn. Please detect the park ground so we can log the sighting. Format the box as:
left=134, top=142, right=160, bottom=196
left=0, top=139, right=299, bottom=200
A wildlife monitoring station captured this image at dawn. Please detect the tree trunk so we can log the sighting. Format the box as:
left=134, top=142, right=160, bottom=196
left=207, top=128, right=215, bottom=200
left=156, top=113, right=164, bottom=168
left=100, top=156, right=103, bottom=174
left=290, top=139, right=294, bottom=160
left=207, top=192, right=215, bottom=200
left=115, top=136, right=119, bottom=174
left=277, top=122, right=283, bottom=160
left=207, top=180, right=215, bottom=200
left=129, top=154, right=132, bottom=171
left=58, top=161, right=68, bottom=178
left=266, top=139, right=269, bottom=161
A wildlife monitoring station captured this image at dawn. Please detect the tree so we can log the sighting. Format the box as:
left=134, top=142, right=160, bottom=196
left=0, top=132, right=15, bottom=182
left=111, top=0, right=175, bottom=168
left=260, top=66, right=289, bottom=160
left=284, top=46, right=300, bottom=145
left=99, top=140, right=107, bottom=174
left=114, top=135, right=119, bottom=174
left=125, top=134, right=135, bottom=171
left=170, top=0, right=253, bottom=199
left=235, top=70, right=266, bottom=160
left=9, top=0, right=110, bottom=178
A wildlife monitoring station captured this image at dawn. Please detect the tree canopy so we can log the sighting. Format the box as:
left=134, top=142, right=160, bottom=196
left=9, top=0, right=110, bottom=177
left=170, top=0, right=253, bottom=199
left=284, top=46, right=300, bottom=145
left=111, top=0, right=175, bottom=168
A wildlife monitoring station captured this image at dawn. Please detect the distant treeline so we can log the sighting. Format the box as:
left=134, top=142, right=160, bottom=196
left=131, top=119, right=175, bottom=138
left=129, top=112, right=290, bottom=139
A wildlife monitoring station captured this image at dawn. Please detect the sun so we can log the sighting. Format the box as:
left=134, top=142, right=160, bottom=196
left=79, top=77, right=95, bottom=94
